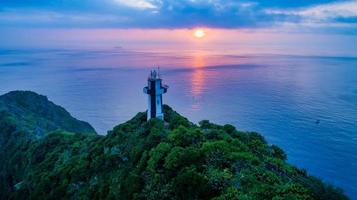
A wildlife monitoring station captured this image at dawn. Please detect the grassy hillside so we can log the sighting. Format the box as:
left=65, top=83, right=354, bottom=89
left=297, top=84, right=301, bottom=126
left=0, top=92, right=349, bottom=200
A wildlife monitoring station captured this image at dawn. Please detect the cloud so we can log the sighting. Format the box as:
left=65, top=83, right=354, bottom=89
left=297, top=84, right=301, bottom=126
left=297, top=1, right=357, bottom=20
left=0, top=0, right=267, bottom=28
left=265, top=1, right=357, bottom=28
left=112, top=0, right=158, bottom=9
left=0, top=9, right=129, bottom=28
left=0, top=0, right=356, bottom=33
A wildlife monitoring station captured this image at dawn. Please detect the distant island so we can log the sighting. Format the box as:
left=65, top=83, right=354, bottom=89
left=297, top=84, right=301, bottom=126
left=0, top=91, right=349, bottom=200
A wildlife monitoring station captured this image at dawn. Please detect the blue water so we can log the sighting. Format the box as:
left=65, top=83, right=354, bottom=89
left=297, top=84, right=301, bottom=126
left=1, top=48, right=357, bottom=198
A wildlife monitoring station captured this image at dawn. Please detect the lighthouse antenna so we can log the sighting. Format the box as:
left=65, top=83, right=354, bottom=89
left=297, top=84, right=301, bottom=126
left=158, top=66, right=161, bottom=79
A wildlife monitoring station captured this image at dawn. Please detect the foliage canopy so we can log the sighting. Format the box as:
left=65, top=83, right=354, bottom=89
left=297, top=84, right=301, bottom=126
left=0, top=92, right=349, bottom=200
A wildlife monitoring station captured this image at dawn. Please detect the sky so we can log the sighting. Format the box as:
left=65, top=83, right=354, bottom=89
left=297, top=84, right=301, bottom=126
left=1, top=0, right=357, bottom=56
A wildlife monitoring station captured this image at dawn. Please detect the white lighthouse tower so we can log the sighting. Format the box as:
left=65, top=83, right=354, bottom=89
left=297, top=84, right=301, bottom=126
left=143, top=69, right=168, bottom=121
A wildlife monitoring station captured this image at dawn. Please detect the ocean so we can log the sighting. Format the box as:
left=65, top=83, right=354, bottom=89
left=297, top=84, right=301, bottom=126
left=1, top=48, right=357, bottom=198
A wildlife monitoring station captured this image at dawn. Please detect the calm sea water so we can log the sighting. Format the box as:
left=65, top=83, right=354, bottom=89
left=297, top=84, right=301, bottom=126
left=1, top=48, right=357, bottom=198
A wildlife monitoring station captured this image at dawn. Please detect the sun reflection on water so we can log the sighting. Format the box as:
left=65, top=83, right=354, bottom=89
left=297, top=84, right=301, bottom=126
left=190, top=51, right=207, bottom=110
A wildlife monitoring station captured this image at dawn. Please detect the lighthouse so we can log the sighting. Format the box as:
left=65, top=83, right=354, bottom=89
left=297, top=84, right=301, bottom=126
left=143, top=69, right=168, bottom=121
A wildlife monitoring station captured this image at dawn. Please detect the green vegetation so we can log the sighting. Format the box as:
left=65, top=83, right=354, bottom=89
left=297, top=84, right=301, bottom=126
left=0, top=91, right=349, bottom=200
left=0, top=91, right=96, bottom=199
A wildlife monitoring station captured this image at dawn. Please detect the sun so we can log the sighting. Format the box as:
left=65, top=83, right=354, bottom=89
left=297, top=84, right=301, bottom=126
left=193, top=29, right=206, bottom=38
